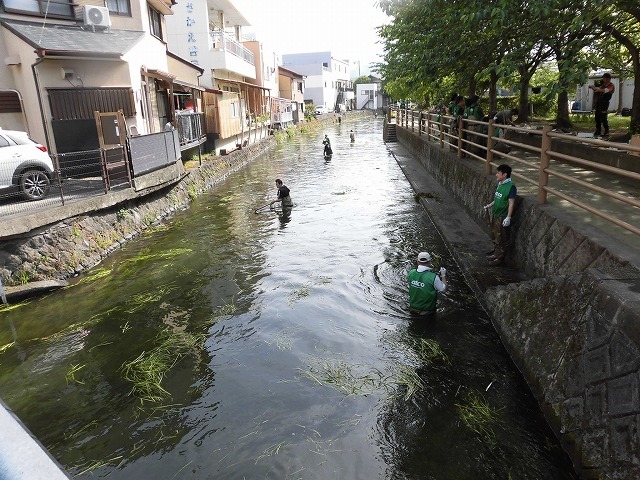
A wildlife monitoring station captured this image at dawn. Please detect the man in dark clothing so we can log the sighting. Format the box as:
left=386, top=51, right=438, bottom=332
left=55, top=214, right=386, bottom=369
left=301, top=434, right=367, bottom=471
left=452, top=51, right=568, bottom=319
left=270, top=179, right=293, bottom=207
left=323, top=135, right=333, bottom=156
left=589, top=73, right=615, bottom=137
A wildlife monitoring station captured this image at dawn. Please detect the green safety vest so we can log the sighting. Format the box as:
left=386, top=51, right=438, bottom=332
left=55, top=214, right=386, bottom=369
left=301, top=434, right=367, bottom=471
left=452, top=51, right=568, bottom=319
left=493, top=180, right=515, bottom=217
left=448, top=102, right=456, bottom=115
left=408, top=269, right=438, bottom=311
left=464, top=104, right=482, bottom=120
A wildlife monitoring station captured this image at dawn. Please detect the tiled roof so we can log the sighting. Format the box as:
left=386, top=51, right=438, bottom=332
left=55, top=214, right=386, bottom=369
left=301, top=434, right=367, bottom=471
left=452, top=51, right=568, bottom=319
left=1, top=19, right=145, bottom=57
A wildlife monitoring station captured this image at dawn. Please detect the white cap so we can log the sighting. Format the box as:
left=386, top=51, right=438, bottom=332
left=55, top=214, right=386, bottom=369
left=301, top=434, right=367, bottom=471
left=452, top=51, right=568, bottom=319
left=417, top=252, right=432, bottom=262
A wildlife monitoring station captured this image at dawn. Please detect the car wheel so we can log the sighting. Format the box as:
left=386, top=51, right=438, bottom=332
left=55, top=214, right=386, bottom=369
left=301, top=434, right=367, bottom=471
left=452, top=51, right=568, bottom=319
left=20, top=169, right=51, bottom=200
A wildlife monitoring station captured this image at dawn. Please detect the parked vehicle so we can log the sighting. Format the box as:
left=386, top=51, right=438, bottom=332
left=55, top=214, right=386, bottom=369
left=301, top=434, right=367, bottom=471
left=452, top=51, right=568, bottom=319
left=315, top=105, right=329, bottom=115
left=0, top=129, right=54, bottom=200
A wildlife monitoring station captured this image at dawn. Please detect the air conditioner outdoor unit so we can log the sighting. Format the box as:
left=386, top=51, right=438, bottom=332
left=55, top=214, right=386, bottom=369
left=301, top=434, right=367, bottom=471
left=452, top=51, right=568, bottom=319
left=83, top=5, right=111, bottom=29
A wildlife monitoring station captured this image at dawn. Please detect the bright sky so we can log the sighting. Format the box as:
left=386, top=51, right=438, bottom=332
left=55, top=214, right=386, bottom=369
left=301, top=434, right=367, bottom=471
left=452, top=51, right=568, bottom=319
left=237, top=0, right=390, bottom=76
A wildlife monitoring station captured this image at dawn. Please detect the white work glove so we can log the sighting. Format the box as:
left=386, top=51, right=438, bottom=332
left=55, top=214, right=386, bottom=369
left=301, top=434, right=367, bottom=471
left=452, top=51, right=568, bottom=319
left=502, top=216, right=511, bottom=227
left=439, top=267, right=447, bottom=277
left=482, top=204, right=491, bottom=215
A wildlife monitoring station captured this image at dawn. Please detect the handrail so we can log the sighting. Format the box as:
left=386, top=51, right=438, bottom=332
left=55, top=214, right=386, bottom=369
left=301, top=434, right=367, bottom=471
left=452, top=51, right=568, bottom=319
left=391, top=106, right=640, bottom=238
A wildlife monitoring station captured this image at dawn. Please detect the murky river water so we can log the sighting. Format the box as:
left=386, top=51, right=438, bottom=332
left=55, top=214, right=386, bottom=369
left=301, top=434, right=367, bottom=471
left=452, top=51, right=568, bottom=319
left=0, top=118, right=576, bottom=479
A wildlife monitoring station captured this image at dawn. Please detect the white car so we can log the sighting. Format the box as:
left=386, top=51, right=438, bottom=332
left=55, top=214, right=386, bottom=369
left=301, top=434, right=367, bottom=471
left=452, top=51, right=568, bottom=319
left=315, top=105, right=329, bottom=115
left=0, top=129, right=54, bottom=200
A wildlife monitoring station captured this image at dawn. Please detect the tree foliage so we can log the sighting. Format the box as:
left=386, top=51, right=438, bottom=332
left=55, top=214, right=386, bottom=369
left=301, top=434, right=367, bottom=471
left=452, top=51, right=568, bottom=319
left=375, top=0, right=640, bottom=133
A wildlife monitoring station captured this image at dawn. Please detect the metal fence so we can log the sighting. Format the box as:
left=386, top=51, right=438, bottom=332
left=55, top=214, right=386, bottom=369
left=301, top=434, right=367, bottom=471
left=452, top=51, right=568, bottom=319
left=0, top=131, right=181, bottom=220
left=392, top=107, right=640, bottom=237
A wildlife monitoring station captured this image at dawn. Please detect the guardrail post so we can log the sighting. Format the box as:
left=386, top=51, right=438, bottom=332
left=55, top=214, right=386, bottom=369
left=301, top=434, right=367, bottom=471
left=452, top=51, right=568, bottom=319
left=537, top=125, right=552, bottom=204
left=439, top=115, right=445, bottom=148
left=387, top=106, right=391, bottom=123
left=486, top=119, right=495, bottom=175
left=426, top=114, right=431, bottom=141
left=418, top=112, right=422, bottom=136
left=631, top=134, right=640, bottom=157
left=411, top=109, right=415, bottom=132
left=457, top=117, right=463, bottom=159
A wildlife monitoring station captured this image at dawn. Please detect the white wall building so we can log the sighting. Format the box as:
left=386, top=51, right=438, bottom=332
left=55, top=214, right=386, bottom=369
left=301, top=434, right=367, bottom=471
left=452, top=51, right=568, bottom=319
left=356, top=83, right=379, bottom=110
left=165, top=0, right=256, bottom=89
left=282, top=52, right=352, bottom=112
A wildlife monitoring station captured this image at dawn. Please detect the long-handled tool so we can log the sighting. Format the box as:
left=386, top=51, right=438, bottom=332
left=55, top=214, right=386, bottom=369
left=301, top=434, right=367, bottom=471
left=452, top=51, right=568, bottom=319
left=254, top=203, right=273, bottom=214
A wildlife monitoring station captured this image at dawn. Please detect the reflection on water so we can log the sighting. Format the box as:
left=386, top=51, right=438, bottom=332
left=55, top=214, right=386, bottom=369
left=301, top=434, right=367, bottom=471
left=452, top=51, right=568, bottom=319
left=0, top=118, right=576, bottom=479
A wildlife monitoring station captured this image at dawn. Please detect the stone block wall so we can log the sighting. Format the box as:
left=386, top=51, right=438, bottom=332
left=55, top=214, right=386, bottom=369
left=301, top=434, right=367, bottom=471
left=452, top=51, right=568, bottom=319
left=484, top=270, right=640, bottom=479
left=0, top=137, right=276, bottom=285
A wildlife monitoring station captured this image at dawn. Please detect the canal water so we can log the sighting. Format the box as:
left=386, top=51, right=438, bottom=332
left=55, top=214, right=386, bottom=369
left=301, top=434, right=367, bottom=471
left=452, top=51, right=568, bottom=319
left=0, top=118, right=576, bottom=479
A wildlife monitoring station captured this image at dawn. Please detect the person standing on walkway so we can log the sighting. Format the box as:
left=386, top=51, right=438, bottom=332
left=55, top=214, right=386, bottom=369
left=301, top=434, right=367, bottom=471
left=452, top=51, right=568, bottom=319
left=350, top=130, right=355, bottom=142
left=270, top=179, right=293, bottom=207
left=483, top=164, right=517, bottom=266
left=589, top=73, right=615, bottom=137
left=407, top=252, right=447, bottom=315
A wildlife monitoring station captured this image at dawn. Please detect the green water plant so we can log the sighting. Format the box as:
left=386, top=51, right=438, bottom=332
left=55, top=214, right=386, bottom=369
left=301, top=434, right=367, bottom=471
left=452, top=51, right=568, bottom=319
left=456, top=389, right=504, bottom=442
left=298, top=359, right=384, bottom=397
left=120, top=327, right=205, bottom=404
left=65, top=363, right=86, bottom=385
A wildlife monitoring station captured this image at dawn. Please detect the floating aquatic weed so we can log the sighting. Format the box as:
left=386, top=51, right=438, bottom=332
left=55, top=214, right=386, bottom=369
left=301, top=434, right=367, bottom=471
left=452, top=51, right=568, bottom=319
left=298, top=359, right=384, bottom=397
left=387, top=364, right=425, bottom=400
left=0, top=300, right=30, bottom=313
left=120, top=327, right=205, bottom=404
left=255, top=441, right=290, bottom=463
left=0, top=342, right=15, bottom=354
left=271, top=326, right=300, bottom=351
left=456, top=389, right=504, bottom=442
left=74, top=455, right=123, bottom=477
left=211, top=302, right=237, bottom=323
left=88, top=341, right=113, bottom=352
left=122, top=248, right=193, bottom=264
left=76, top=267, right=112, bottom=284
left=125, top=284, right=174, bottom=313
left=315, top=276, right=332, bottom=285
left=384, top=330, right=449, bottom=368
left=64, top=420, right=98, bottom=440
left=65, top=363, right=86, bottom=385
left=288, top=284, right=311, bottom=306
left=32, top=307, right=118, bottom=343
left=336, top=415, right=362, bottom=428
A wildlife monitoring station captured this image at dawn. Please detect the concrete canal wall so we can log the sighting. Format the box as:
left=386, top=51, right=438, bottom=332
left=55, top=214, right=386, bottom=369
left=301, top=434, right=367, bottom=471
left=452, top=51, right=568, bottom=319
left=395, top=125, right=640, bottom=480
left=0, top=137, right=275, bottom=287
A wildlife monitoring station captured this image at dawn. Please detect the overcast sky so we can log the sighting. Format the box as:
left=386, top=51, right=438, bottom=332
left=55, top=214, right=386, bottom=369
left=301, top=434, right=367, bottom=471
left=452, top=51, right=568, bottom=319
left=237, top=0, right=390, bottom=75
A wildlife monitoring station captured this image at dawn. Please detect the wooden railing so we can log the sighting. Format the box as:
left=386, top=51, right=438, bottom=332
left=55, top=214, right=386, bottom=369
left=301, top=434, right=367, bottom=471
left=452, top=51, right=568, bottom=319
left=391, top=107, right=640, bottom=237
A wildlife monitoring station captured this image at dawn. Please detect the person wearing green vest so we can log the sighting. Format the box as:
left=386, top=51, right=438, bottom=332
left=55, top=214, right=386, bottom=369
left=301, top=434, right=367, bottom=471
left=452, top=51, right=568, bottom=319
left=407, top=251, right=448, bottom=315
left=483, top=164, right=517, bottom=266
left=463, top=94, right=484, bottom=121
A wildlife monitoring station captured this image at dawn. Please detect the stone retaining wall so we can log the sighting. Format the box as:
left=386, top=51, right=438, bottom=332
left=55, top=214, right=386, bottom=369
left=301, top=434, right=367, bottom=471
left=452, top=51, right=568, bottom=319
left=0, top=137, right=276, bottom=286
left=395, top=126, right=640, bottom=479
left=485, top=270, right=640, bottom=480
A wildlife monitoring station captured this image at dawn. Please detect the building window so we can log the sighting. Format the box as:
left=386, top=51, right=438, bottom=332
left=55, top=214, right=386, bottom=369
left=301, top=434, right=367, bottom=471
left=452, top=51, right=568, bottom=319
left=148, top=6, right=163, bottom=40
left=3, top=0, right=73, bottom=17
left=297, top=82, right=303, bottom=93
left=106, top=0, right=131, bottom=16
left=231, top=102, right=239, bottom=118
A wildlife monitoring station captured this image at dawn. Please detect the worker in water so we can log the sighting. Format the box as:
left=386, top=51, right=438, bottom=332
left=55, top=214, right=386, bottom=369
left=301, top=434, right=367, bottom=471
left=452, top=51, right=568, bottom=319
left=407, top=251, right=447, bottom=315
left=270, top=178, right=293, bottom=208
